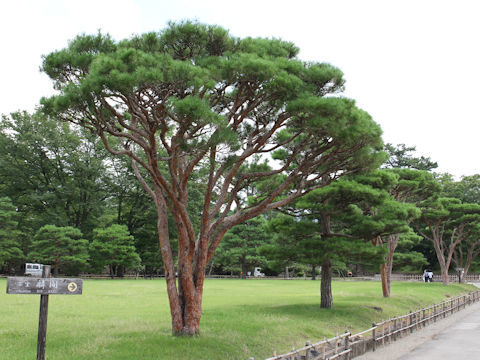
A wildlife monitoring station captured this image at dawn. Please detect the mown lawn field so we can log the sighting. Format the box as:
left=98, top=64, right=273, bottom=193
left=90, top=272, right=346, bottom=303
left=0, top=278, right=475, bottom=359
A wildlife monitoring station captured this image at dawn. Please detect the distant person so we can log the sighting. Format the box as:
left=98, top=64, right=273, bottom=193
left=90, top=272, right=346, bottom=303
left=423, top=269, right=428, bottom=282
left=428, top=271, right=433, bottom=282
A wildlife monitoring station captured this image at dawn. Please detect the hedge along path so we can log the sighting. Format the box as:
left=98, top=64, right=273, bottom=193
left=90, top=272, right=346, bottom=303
left=254, top=290, right=480, bottom=360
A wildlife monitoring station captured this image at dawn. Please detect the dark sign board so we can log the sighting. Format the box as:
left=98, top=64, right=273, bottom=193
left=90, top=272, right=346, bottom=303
left=6, top=277, right=83, bottom=295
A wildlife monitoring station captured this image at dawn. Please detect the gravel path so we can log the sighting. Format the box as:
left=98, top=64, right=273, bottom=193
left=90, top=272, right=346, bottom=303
left=354, top=284, right=480, bottom=360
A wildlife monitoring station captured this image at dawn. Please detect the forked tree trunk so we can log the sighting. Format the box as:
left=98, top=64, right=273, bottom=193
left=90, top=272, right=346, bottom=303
left=155, top=185, right=214, bottom=336
left=434, top=242, right=452, bottom=285
left=171, top=228, right=205, bottom=335
left=420, top=224, right=464, bottom=286
left=432, top=234, right=451, bottom=286
left=381, top=233, right=400, bottom=297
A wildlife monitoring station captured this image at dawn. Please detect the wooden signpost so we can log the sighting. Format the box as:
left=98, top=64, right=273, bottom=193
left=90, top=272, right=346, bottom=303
left=6, top=265, right=83, bottom=360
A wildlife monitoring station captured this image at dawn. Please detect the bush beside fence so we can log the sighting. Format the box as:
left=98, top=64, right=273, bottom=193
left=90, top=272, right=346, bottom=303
left=254, top=290, right=480, bottom=360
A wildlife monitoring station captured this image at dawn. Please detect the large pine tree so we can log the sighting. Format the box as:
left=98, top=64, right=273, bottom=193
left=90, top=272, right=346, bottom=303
left=41, top=22, right=384, bottom=335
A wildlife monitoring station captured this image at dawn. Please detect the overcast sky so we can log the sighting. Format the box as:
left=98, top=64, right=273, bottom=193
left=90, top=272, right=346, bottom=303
left=1, top=0, right=478, bottom=177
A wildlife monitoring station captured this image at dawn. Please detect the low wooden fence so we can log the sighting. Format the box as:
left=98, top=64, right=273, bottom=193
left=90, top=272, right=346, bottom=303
left=3, top=273, right=480, bottom=281
left=373, top=273, right=480, bottom=282
left=251, top=290, right=480, bottom=360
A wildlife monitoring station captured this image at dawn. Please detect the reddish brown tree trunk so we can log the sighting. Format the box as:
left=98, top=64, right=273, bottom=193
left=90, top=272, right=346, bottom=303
left=381, top=233, right=400, bottom=297
left=380, top=263, right=389, bottom=297
left=432, top=239, right=450, bottom=285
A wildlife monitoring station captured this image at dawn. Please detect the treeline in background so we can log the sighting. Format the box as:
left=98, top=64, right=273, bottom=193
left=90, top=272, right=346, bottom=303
left=1, top=111, right=479, bottom=282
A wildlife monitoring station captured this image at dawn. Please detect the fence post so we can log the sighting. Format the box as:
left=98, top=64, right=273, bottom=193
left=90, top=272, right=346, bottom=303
left=409, top=311, right=413, bottom=334
left=381, top=321, right=385, bottom=346
left=372, top=322, right=377, bottom=352
left=345, top=330, right=350, bottom=360
left=393, top=317, right=397, bottom=341
left=422, top=308, right=426, bottom=327
left=322, top=338, right=326, bottom=360
left=305, top=341, right=310, bottom=360
left=335, top=333, right=339, bottom=354
left=388, top=320, right=392, bottom=343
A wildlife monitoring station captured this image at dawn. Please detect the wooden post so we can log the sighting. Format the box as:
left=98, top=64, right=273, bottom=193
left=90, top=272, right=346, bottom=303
left=388, top=320, right=391, bottom=343
left=409, top=311, right=413, bottom=334
left=37, top=265, right=51, bottom=360
left=381, top=321, right=385, bottom=346
left=393, top=317, right=397, bottom=341
left=6, top=273, right=82, bottom=360
left=344, top=330, right=350, bottom=360
left=372, top=322, right=376, bottom=352
left=305, top=341, right=311, bottom=360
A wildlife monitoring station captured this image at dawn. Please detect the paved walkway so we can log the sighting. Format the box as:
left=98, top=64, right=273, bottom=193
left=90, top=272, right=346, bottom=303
left=355, top=284, right=480, bottom=360
left=398, top=304, right=480, bottom=359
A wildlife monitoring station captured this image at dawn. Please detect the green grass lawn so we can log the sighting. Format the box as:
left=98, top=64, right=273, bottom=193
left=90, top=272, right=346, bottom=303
left=0, top=278, right=475, bottom=360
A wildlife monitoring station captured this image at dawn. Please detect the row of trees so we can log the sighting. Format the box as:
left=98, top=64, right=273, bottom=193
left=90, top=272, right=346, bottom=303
left=0, top=112, right=162, bottom=276
left=2, top=111, right=478, bottom=291
left=1, top=22, right=479, bottom=335
left=0, top=188, right=140, bottom=276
